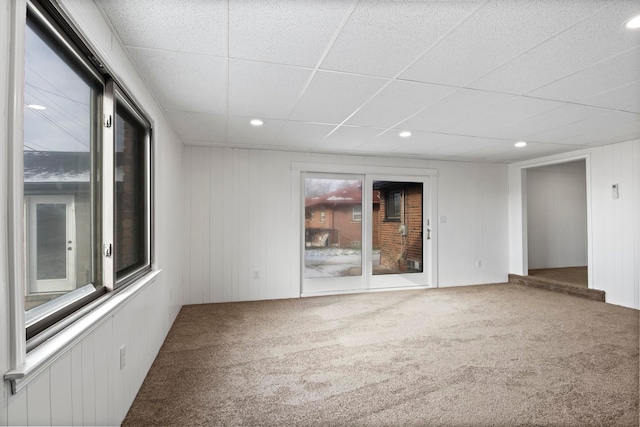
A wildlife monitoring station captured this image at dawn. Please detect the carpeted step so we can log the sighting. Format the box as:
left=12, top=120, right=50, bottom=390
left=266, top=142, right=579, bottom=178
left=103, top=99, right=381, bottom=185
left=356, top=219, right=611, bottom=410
left=508, top=273, right=605, bottom=302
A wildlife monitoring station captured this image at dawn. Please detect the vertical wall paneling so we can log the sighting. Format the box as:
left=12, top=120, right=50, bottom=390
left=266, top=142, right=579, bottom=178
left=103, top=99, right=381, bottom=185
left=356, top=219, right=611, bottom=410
left=210, top=147, right=225, bottom=302
left=182, top=147, right=192, bottom=304
left=49, top=351, right=73, bottom=425
left=69, top=344, right=84, bottom=426
left=80, top=333, right=96, bottom=426
left=235, top=150, right=250, bottom=301
left=186, top=148, right=509, bottom=304
left=6, top=388, right=27, bottom=426
left=223, top=148, right=234, bottom=302
left=92, top=320, right=111, bottom=426
left=111, top=307, right=125, bottom=423
left=290, top=164, right=302, bottom=298
left=615, top=143, right=635, bottom=306
left=634, top=142, right=640, bottom=310
left=188, top=147, right=211, bottom=304
left=26, top=367, right=51, bottom=426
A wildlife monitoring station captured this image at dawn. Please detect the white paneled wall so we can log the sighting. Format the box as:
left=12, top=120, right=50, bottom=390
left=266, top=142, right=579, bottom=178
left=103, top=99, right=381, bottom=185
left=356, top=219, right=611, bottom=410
left=1, top=0, right=184, bottom=425
left=509, top=139, right=640, bottom=309
left=183, top=147, right=509, bottom=304
left=526, top=161, right=587, bottom=269
left=590, top=141, right=640, bottom=308
left=7, top=277, right=170, bottom=426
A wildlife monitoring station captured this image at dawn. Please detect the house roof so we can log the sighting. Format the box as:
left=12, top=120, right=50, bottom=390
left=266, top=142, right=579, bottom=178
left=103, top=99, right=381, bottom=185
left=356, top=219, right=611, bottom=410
left=24, top=151, right=90, bottom=183
left=305, top=182, right=362, bottom=207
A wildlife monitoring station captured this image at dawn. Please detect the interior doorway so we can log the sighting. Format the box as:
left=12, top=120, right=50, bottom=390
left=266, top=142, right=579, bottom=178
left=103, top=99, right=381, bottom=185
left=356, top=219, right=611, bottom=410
left=525, top=159, right=588, bottom=288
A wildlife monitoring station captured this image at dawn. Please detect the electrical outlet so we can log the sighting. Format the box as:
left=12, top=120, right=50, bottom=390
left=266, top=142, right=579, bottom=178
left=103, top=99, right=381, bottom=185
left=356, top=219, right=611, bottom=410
left=253, top=270, right=260, bottom=279
left=476, top=260, right=482, bottom=268
left=120, top=345, right=126, bottom=370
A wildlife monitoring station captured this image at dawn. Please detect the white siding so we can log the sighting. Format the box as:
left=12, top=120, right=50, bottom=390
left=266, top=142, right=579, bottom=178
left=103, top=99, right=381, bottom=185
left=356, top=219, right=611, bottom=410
left=509, top=139, right=640, bottom=309
left=526, top=161, right=587, bottom=269
left=183, top=147, right=510, bottom=303
left=1, top=0, right=184, bottom=425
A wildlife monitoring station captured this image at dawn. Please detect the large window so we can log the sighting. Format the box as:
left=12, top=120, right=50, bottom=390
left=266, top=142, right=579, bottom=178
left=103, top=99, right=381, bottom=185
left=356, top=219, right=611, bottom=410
left=23, top=2, right=152, bottom=344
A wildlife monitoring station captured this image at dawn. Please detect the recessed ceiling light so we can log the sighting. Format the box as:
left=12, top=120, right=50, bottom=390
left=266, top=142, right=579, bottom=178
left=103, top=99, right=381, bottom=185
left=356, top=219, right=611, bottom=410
left=250, top=119, right=264, bottom=126
left=26, top=104, right=46, bottom=110
left=515, top=141, right=527, bottom=148
left=625, top=14, right=640, bottom=29
left=399, top=131, right=412, bottom=138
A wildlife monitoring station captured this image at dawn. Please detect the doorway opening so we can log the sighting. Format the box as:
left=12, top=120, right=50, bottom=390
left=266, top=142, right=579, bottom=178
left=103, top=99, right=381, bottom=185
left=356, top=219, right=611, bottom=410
left=525, top=159, right=588, bottom=288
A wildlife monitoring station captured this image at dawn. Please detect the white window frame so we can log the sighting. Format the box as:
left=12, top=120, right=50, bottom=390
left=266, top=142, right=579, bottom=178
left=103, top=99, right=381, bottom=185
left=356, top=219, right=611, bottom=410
left=4, top=0, right=154, bottom=394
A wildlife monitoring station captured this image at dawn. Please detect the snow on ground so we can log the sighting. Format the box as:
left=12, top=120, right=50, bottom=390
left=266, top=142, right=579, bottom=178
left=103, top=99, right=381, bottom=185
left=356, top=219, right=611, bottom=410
left=304, top=248, right=380, bottom=278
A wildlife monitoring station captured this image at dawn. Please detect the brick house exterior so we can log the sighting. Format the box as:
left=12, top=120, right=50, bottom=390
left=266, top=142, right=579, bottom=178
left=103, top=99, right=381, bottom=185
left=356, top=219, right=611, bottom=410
left=375, top=182, right=423, bottom=273
left=305, top=182, right=363, bottom=248
left=305, top=181, right=422, bottom=273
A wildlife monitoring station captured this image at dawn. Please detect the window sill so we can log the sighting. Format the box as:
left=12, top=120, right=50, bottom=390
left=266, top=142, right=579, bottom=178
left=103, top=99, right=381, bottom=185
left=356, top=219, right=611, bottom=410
left=4, top=269, right=162, bottom=394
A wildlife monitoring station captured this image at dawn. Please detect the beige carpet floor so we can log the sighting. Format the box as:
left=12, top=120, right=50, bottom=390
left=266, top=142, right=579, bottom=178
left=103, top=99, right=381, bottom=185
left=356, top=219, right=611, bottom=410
left=123, top=283, right=639, bottom=426
left=528, top=267, right=588, bottom=288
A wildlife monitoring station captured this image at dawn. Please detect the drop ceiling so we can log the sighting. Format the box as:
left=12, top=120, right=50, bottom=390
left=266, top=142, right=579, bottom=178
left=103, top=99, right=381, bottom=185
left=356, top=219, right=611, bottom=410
left=97, top=0, right=640, bottom=163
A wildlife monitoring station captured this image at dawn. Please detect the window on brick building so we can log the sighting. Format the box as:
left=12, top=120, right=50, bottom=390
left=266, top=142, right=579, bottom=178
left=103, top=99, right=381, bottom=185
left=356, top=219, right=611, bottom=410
left=352, top=205, right=362, bottom=222
left=385, top=191, right=402, bottom=220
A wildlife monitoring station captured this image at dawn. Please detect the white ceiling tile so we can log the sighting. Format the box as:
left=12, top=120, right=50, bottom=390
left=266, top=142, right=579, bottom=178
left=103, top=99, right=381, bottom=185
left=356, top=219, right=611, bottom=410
left=345, top=80, right=456, bottom=128
left=165, top=110, right=226, bottom=143
left=487, top=104, right=609, bottom=140
left=98, top=0, right=226, bottom=56
left=558, top=119, right=640, bottom=146
left=227, top=116, right=286, bottom=147
left=483, top=142, right=587, bottom=162
left=581, top=82, right=640, bottom=113
left=439, top=96, right=564, bottom=137
left=528, top=47, right=640, bottom=103
left=427, top=137, right=508, bottom=157
left=321, top=0, right=479, bottom=77
left=400, top=0, right=606, bottom=87
left=399, top=88, right=513, bottom=132
left=468, top=1, right=640, bottom=95
left=319, top=125, right=383, bottom=150
left=229, top=60, right=313, bottom=120
left=271, top=122, right=335, bottom=148
left=289, top=71, right=388, bottom=124
left=388, top=132, right=468, bottom=155
left=228, top=0, right=353, bottom=67
left=128, top=47, right=227, bottom=114
left=528, top=111, right=640, bottom=145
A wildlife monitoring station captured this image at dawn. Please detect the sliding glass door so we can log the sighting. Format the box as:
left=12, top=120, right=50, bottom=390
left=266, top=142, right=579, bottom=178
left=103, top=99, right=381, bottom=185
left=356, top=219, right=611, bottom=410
left=301, top=173, right=433, bottom=295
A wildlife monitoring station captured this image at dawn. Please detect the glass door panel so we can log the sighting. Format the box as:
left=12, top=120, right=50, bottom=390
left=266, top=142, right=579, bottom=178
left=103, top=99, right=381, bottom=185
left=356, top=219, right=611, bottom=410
left=302, top=175, right=365, bottom=294
left=369, top=179, right=427, bottom=289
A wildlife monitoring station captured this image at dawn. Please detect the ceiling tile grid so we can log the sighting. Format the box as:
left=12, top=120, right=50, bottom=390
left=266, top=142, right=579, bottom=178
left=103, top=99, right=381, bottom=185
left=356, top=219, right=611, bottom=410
left=98, top=0, right=227, bottom=56
left=400, top=0, right=607, bottom=87
left=228, top=59, right=314, bottom=120
left=127, top=47, right=227, bottom=115
left=96, top=0, right=640, bottom=163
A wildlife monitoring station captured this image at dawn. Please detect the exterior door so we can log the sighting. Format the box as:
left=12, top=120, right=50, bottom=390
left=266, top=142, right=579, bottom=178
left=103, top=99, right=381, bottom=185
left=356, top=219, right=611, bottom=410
left=26, top=195, right=76, bottom=294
